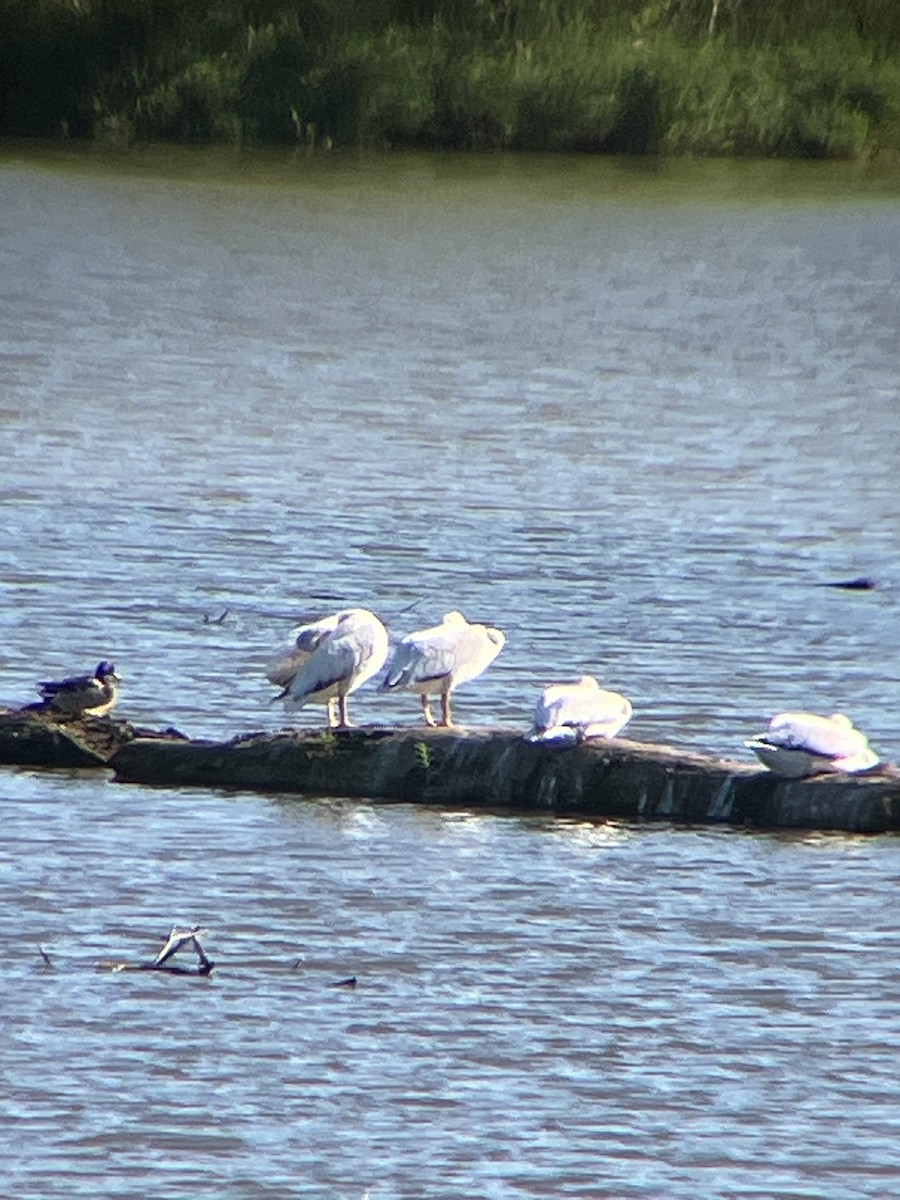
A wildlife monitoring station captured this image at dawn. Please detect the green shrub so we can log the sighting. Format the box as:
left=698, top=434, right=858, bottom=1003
left=135, top=56, right=242, bottom=142
left=660, top=31, right=890, bottom=157
left=237, top=21, right=318, bottom=144
left=3, top=0, right=900, bottom=156
left=346, top=26, right=438, bottom=144
left=508, top=24, right=620, bottom=151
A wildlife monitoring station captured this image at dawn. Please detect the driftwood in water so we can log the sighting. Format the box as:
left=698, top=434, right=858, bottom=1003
left=0, top=708, right=188, bottom=768
left=109, top=726, right=900, bottom=834
left=3, top=703, right=899, bottom=834
left=100, top=925, right=215, bottom=976
left=0, top=708, right=109, bottom=767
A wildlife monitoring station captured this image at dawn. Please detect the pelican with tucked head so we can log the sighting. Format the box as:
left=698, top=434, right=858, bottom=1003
left=745, top=711, right=879, bottom=778
left=280, top=608, right=388, bottom=729
left=380, top=610, right=505, bottom=727
left=527, top=675, right=633, bottom=743
left=266, top=613, right=345, bottom=689
left=35, top=660, right=121, bottom=718
left=267, top=611, right=348, bottom=725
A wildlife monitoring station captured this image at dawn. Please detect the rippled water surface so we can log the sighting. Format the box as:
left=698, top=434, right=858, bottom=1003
left=1, top=146, right=900, bottom=1197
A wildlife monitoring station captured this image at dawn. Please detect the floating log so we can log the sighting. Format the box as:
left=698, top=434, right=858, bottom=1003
left=109, top=727, right=900, bottom=835
left=0, top=708, right=109, bottom=767
left=4, top=706, right=898, bottom=834
left=0, top=708, right=187, bottom=768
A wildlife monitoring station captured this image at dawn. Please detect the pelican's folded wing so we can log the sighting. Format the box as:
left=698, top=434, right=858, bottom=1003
left=382, top=636, right=454, bottom=690
left=286, top=637, right=359, bottom=706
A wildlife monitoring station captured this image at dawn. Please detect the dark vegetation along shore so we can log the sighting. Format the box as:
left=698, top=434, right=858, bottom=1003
left=3, top=708, right=900, bottom=835
left=3, top=1, right=900, bottom=158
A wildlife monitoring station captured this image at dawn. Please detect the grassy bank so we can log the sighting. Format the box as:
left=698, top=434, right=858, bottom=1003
left=3, top=2, right=899, bottom=158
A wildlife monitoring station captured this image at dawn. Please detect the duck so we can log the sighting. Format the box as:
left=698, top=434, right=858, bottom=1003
left=745, top=711, right=879, bottom=778
left=527, top=674, right=633, bottom=743
left=279, top=608, right=389, bottom=728
left=35, top=660, right=121, bottom=718
left=380, top=610, right=505, bottom=727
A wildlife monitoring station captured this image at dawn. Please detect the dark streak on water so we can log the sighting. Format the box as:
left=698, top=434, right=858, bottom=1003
left=1, top=147, right=900, bottom=1198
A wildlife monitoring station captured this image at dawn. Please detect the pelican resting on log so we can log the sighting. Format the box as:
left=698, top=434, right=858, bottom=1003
left=745, top=711, right=879, bottom=778
left=34, top=660, right=121, bottom=718
left=380, top=610, right=505, bottom=727
left=279, top=608, right=388, bottom=728
left=527, top=674, right=633, bottom=743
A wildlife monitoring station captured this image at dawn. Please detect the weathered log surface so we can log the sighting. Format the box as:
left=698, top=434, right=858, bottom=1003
left=109, top=726, right=900, bottom=834
left=0, top=708, right=187, bottom=768
left=5, top=706, right=899, bottom=834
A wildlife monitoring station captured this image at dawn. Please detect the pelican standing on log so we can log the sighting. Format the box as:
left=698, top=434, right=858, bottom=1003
left=280, top=608, right=389, bottom=728
left=380, top=610, right=505, bottom=727
left=745, top=711, right=879, bottom=777
left=527, top=674, right=633, bottom=743
left=266, top=613, right=346, bottom=689
left=34, top=660, right=121, bottom=718
left=267, top=611, right=348, bottom=726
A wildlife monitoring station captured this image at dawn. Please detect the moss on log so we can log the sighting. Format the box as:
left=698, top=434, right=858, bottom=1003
left=108, top=727, right=900, bottom=834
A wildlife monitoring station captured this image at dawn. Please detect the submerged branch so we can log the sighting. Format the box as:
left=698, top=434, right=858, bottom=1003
left=99, top=925, right=216, bottom=977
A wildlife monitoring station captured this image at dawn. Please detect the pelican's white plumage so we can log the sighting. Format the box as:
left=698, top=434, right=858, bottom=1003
left=745, top=711, right=879, bottom=777
left=282, top=608, right=389, bottom=728
left=527, top=675, right=633, bottom=743
left=380, top=610, right=505, bottom=727
left=266, top=612, right=346, bottom=689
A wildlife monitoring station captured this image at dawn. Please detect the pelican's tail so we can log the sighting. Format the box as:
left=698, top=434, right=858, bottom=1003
left=525, top=726, right=580, bottom=744
left=832, top=747, right=881, bottom=773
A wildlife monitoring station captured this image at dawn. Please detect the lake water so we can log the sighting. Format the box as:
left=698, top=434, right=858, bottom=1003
left=1, top=145, right=900, bottom=1198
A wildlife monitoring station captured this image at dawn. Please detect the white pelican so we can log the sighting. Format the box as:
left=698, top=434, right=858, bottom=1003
left=267, top=611, right=349, bottom=723
left=281, top=608, right=388, bottom=728
left=527, top=675, right=633, bottom=743
left=380, top=610, right=505, bottom=727
left=745, top=711, right=879, bottom=778
left=35, top=661, right=121, bottom=718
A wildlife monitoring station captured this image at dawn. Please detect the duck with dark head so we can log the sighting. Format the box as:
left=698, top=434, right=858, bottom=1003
left=34, top=661, right=121, bottom=719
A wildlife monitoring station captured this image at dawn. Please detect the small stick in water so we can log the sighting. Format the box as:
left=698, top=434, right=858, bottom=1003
left=189, top=935, right=214, bottom=975
left=153, top=924, right=207, bottom=968
left=203, top=609, right=231, bottom=625
left=100, top=925, right=215, bottom=976
left=817, top=577, right=877, bottom=590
